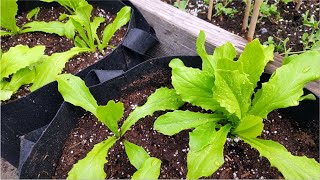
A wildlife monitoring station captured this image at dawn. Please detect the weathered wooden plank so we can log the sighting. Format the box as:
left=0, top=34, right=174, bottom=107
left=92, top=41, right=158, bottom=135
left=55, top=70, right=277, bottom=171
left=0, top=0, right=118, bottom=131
left=131, top=0, right=320, bottom=97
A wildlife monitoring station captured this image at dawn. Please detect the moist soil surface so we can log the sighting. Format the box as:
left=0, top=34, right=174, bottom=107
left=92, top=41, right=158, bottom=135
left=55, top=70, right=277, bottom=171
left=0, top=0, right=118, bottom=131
left=54, top=69, right=319, bottom=179
left=163, top=0, right=320, bottom=53
left=1, top=4, right=127, bottom=103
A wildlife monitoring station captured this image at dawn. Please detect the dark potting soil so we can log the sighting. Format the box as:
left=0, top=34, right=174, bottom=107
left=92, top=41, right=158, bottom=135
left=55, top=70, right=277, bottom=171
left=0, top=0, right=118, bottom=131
left=54, top=70, right=319, bottom=179
left=162, top=0, right=320, bottom=53
left=1, top=5, right=127, bottom=103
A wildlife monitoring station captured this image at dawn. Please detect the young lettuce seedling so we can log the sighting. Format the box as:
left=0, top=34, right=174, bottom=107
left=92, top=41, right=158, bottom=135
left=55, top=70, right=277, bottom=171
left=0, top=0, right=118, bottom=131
left=0, top=45, right=88, bottom=101
left=56, top=74, right=184, bottom=179
left=143, top=31, right=320, bottom=179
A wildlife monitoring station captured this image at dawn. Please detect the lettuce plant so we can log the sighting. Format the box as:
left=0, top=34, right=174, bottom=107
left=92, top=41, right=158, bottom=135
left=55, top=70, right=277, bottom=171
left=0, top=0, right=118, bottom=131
left=0, top=45, right=88, bottom=101
left=1, top=0, right=131, bottom=53
left=56, top=74, right=184, bottom=179
left=147, top=31, right=320, bottom=179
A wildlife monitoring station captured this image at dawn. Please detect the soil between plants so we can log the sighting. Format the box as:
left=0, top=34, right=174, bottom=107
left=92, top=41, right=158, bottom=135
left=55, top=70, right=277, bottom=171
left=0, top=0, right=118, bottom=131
left=54, top=70, right=319, bottom=179
left=163, top=0, right=320, bottom=53
left=1, top=5, right=127, bottom=103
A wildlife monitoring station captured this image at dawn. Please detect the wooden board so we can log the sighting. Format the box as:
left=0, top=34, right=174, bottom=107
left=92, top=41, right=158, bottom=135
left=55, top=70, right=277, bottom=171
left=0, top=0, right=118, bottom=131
left=131, top=0, right=320, bottom=97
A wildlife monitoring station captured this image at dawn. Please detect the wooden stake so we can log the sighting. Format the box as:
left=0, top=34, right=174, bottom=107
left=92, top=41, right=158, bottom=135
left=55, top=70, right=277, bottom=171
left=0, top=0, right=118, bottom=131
left=176, top=0, right=181, bottom=5
left=207, top=0, right=214, bottom=21
left=295, top=0, right=302, bottom=11
left=242, top=0, right=252, bottom=32
left=247, top=0, right=263, bottom=41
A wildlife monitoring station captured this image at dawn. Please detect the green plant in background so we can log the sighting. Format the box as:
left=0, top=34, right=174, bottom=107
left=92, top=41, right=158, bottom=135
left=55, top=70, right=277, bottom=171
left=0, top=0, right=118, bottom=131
left=56, top=74, right=185, bottom=179
left=0, top=45, right=88, bottom=101
left=174, top=0, right=188, bottom=11
left=259, top=0, right=280, bottom=21
left=301, top=10, right=320, bottom=51
left=142, top=31, right=319, bottom=179
left=0, top=0, right=21, bottom=36
left=26, top=7, right=40, bottom=20
left=213, top=0, right=238, bottom=17
left=264, top=36, right=292, bottom=57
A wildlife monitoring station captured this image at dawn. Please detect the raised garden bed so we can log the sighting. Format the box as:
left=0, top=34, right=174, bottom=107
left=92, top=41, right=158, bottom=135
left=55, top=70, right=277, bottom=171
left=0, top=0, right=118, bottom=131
left=18, top=33, right=320, bottom=179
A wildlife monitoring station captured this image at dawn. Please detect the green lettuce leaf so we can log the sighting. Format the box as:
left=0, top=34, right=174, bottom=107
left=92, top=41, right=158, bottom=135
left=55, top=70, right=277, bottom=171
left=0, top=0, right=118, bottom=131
left=212, top=41, right=237, bottom=63
left=241, top=137, right=320, bottom=179
left=0, top=90, right=13, bottom=101
left=131, top=157, right=161, bottom=180
left=0, top=45, right=45, bottom=79
left=69, top=2, right=94, bottom=49
left=41, top=0, right=86, bottom=12
left=4, top=67, right=36, bottom=93
left=96, top=100, right=124, bottom=137
left=21, top=21, right=67, bottom=36
left=170, top=58, right=220, bottom=110
left=196, top=30, right=215, bottom=73
left=56, top=74, right=98, bottom=115
left=65, top=20, right=75, bottom=39
left=154, top=110, right=224, bottom=135
left=124, top=140, right=161, bottom=180
left=249, top=51, right=320, bottom=118
left=187, top=124, right=231, bottom=179
left=120, top=87, right=184, bottom=135
left=0, top=30, right=14, bottom=36
left=91, top=16, right=105, bottom=47
left=27, top=7, right=40, bottom=20
left=0, top=0, right=19, bottom=33
left=30, top=47, right=88, bottom=91
left=100, top=6, right=131, bottom=50
left=233, top=115, right=263, bottom=138
left=67, top=136, right=118, bottom=180
left=238, top=39, right=274, bottom=88
left=124, top=140, right=150, bottom=169
left=212, top=69, right=254, bottom=119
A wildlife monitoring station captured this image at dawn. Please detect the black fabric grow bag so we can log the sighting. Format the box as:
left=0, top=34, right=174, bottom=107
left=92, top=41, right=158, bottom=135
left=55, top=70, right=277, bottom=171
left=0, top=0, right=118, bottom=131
left=18, top=56, right=319, bottom=178
left=1, top=0, right=158, bottom=167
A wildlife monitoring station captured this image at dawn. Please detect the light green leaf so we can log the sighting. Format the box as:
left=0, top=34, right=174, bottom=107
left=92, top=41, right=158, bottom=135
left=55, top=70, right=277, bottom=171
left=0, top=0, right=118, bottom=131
left=249, top=51, right=320, bottom=118
left=56, top=74, right=98, bottom=115
left=27, top=7, right=40, bottom=20
left=41, top=0, right=86, bottom=12
left=154, top=110, right=224, bottom=135
left=67, top=136, right=118, bottom=180
left=216, top=57, right=243, bottom=72
left=0, top=0, right=19, bottom=33
left=74, top=36, right=88, bottom=48
left=4, top=67, right=36, bottom=93
left=124, top=140, right=150, bottom=170
left=299, top=94, right=316, bottom=101
left=101, top=6, right=131, bottom=49
left=65, top=20, right=75, bottom=39
left=0, top=90, right=13, bottom=101
left=0, top=45, right=45, bottom=79
left=212, top=41, right=237, bottom=63
left=233, top=115, right=263, bottom=138
left=96, top=100, right=124, bottom=137
left=0, top=30, right=15, bottom=36
left=91, top=16, right=105, bottom=46
left=241, top=137, right=320, bottom=179
left=196, top=30, right=215, bottom=73
left=120, top=87, right=184, bottom=135
left=187, top=124, right=231, bottom=179
left=31, top=47, right=88, bottom=91
left=238, top=39, right=274, bottom=88
left=212, top=69, right=254, bottom=119
left=169, top=58, right=220, bottom=110
left=21, top=21, right=67, bottom=36
left=131, top=157, right=161, bottom=180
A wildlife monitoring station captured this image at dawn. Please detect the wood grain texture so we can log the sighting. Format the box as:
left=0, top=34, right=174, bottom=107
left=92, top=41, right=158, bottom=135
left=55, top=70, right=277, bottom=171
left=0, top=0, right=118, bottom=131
left=130, top=0, right=320, bottom=96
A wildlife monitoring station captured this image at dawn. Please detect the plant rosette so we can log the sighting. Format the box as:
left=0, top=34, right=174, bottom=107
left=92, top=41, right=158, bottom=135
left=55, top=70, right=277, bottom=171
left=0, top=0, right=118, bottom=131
left=19, top=32, right=320, bottom=179
left=0, top=0, right=157, bottom=167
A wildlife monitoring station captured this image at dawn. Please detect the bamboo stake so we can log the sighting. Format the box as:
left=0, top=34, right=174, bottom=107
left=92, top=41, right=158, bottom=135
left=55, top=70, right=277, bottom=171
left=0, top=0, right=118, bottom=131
left=176, top=0, right=181, bottom=5
left=242, top=0, right=252, bottom=32
left=247, top=0, right=263, bottom=41
left=207, top=0, right=214, bottom=21
left=295, top=0, right=302, bottom=11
